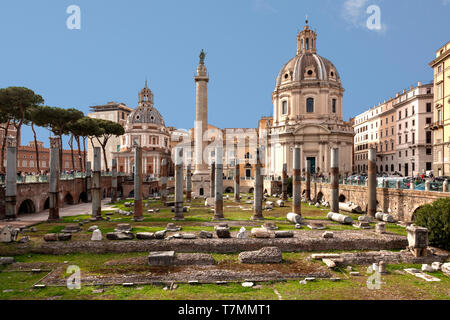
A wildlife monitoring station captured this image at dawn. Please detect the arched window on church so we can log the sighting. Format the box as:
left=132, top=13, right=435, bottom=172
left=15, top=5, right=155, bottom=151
left=332, top=99, right=337, bottom=113
left=306, top=38, right=309, bottom=50
left=306, top=98, right=314, bottom=113
left=282, top=101, right=288, bottom=115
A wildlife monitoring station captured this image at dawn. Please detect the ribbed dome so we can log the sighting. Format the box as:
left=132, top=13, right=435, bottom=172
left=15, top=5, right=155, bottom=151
left=275, top=21, right=341, bottom=88
left=128, top=105, right=165, bottom=126
left=276, top=53, right=341, bottom=87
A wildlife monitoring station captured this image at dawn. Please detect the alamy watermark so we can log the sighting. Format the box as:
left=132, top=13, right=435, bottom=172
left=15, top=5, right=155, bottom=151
left=366, top=5, right=381, bottom=31
left=366, top=264, right=382, bottom=290
left=66, top=5, right=81, bottom=30
left=66, top=265, right=81, bottom=289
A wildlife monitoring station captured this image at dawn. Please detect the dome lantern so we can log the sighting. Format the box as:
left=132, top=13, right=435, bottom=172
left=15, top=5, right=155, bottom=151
left=297, top=20, right=317, bottom=55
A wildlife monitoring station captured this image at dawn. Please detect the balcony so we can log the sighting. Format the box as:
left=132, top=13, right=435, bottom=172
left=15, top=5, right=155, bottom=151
left=429, top=121, right=444, bottom=131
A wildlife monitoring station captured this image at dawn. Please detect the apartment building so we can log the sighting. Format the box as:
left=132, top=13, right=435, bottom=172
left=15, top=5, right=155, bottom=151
left=353, top=82, right=434, bottom=177
left=429, top=41, right=450, bottom=177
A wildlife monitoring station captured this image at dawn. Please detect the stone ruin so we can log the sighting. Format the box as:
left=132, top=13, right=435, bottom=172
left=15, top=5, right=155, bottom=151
left=238, top=247, right=283, bottom=264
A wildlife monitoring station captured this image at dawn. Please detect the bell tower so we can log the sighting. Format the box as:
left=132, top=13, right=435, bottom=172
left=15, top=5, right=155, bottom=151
left=297, top=20, right=317, bottom=55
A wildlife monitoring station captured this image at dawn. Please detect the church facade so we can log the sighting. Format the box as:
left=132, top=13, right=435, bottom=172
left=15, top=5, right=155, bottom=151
left=112, top=82, right=172, bottom=177
left=263, top=21, right=354, bottom=178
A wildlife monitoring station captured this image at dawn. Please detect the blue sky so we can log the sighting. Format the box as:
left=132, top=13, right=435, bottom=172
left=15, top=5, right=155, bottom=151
left=1, top=0, right=449, bottom=148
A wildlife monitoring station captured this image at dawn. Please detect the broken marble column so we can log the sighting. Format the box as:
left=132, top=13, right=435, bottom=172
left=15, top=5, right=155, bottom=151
left=368, top=148, right=377, bottom=218
left=287, top=212, right=302, bottom=224
left=91, top=147, right=102, bottom=220
left=330, top=148, right=339, bottom=214
left=281, top=163, right=288, bottom=201
left=327, top=212, right=353, bottom=225
left=213, top=147, right=224, bottom=220
left=234, top=162, right=240, bottom=202
left=5, top=138, right=17, bottom=219
left=425, top=180, right=430, bottom=192
left=86, top=161, right=92, bottom=202
left=111, top=158, right=118, bottom=203
left=210, top=161, right=215, bottom=198
left=305, top=160, right=311, bottom=201
left=443, top=179, right=448, bottom=193
left=186, top=164, right=192, bottom=202
left=292, top=148, right=301, bottom=215
left=252, top=150, right=264, bottom=220
left=161, top=158, right=168, bottom=203
left=134, top=144, right=144, bottom=222
left=48, top=137, right=61, bottom=221
left=174, top=148, right=184, bottom=220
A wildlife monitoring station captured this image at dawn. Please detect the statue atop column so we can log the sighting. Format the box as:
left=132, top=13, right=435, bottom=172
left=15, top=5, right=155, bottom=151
left=199, top=49, right=206, bottom=65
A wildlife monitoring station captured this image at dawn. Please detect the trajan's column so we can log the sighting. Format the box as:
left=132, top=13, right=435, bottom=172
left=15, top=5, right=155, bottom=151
left=192, top=50, right=211, bottom=197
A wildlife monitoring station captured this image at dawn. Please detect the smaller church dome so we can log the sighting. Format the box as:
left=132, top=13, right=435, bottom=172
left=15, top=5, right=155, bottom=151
left=127, top=81, right=166, bottom=127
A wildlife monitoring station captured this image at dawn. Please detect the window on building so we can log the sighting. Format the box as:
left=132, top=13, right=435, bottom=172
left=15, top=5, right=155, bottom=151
left=426, top=131, right=432, bottom=144
left=412, top=132, right=415, bottom=144
left=306, top=98, right=314, bottom=113
left=332, top=99, right=337, bottom=113
left=426, top=103, right=432, bottom=113
left=436, top=83, right=443, bottom=100
left=399, top=151, right=402, bottom=158
left=426, top=148, right=432, bottom=155
left=437, top=109, right=442, bottom=124
left=399, top=136, right=402, bottom=144
left=426, top=162, right=432, bottom=171
left=398, top=111, right=402, bottom=120
left=426, top=117, right=432, bottom=124
left=282, top=101, right=288, bottom=115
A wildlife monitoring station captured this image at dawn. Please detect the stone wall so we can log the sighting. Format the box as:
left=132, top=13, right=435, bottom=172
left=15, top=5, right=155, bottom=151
left=310, top=182, right=447, bottom=222
left=0, top=231, right=408, bottom=255
left=0, top=176, right=127, bottom=218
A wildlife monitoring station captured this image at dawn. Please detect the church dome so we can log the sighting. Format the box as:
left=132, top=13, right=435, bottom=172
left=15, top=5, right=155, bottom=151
left=129, top=105, right=165, bottom=126
left=275, top=21, right=341, bottom=87
left=127, top=81, right=166, bottom=127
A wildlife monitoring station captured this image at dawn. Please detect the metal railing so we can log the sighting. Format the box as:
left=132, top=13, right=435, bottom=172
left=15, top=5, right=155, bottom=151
left=0, top=172, right=127, bottom=185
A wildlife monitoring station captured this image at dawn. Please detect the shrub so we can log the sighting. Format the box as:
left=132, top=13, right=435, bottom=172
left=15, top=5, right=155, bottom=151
left=413, top=198, right=450, bottom=251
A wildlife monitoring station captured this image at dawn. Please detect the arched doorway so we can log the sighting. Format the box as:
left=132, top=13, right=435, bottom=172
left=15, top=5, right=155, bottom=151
left=339, top=194, right=346, bottom=203
left=43, top=197, right=50, bottom=210
left=18, top=199, right=36, bottom=214
left=225, top=187, right=234, bottom=194
left=317, top=192, right=323, bottom=202
left=128, top=190, right=134, bottom=198
left=78, top=192, right=88, bottom=203
left=64, top=193, right=74, bottom=205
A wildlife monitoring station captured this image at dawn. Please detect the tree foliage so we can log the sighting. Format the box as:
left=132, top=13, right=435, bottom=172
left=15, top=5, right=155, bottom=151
left=414, top=198, right=450, bottom=251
